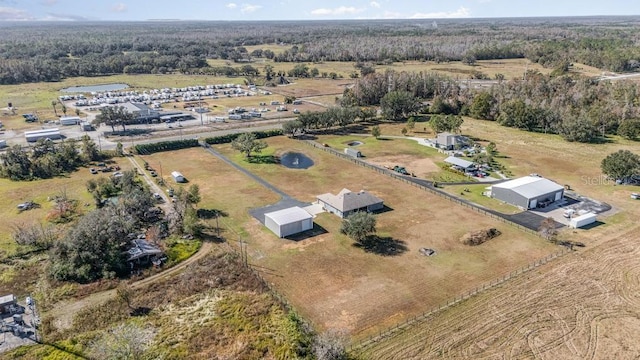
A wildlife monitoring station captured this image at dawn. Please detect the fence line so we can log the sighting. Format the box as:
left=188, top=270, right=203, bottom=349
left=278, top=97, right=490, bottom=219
left=298, top=140, right=573, bottom=353
left=349, top=246, right=572, bottom=354
left=300, top=139, right=540, bottom=236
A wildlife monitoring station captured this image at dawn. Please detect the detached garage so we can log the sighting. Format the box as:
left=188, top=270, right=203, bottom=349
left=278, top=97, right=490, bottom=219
left=264, top=207, right=313, bottom=238
left=491, top=176, right=564, bottom=210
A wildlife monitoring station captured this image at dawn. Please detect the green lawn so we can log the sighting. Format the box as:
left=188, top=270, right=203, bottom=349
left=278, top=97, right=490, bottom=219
left=440, top=184, right=523, bottom=215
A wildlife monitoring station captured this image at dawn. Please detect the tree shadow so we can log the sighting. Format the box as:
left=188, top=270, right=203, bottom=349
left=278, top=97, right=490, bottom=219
left=130, top=306, right=152, bottom=317
left=247, top=155, right=279, bottom=164
left=197, top=208, right=229, bottom=219
left=353, top=235, right=408, bottom=256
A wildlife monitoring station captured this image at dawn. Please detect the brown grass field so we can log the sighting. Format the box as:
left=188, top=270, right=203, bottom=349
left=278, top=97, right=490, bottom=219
left=352, top=119, right=640, bottom=358
left=141, top=139, right=559, bottom=341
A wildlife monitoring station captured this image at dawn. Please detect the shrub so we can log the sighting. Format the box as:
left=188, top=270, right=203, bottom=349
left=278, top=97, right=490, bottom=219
left=134, top=139, right=199, bottom=155
left=461, top=228, right=501, bottom=246
left=204, top=129, right=283, bottom=144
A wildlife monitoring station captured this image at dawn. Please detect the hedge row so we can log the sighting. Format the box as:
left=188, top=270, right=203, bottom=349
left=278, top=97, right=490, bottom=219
left=134, top=139, right=200, bottom=155
left=203, top=129, right=283, bottom=144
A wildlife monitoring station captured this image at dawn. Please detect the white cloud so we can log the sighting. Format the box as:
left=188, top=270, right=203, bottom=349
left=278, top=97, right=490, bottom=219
left=41, top=0, right=58, bottom=5
left=240, top=3, right=262, bottom=13
left=370, top=1, right=381, bottom=8
left=311, top=6, right=364, bottom=16
left=410, top=6, right=471, bottom=19
left=42, top=12, right=90, bottom=21
left=111, top=2, right=127, bottom=12
left=0, top=6, right=33, bottom=21
left=226, top=3, right=237, bottom=9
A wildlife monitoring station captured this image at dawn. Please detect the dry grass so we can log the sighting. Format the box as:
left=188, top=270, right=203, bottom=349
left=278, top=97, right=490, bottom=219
left=353, top=118, right=640, bottom=359
left=357, top=225, right=640, bottom=359
left=147, top=137, right=558, bottom=340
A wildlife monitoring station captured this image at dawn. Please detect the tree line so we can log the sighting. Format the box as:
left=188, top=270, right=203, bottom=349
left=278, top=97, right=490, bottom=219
left=2, top=17, right=640, bottom=84
left=344, top=68, right=640, bottom=143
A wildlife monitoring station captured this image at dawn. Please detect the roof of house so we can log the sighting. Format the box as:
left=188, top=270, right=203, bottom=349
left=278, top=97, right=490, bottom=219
left=444, top=156, right=474, bottom=169
left=492, top=176, right=564, bottom=198
left=317, top=188, right=384, bottom=213
left=0, top=294, right=16, bottom=306
left=127, top=239, right=163, bottom=261
left=265, top=206, right=312, bottom=225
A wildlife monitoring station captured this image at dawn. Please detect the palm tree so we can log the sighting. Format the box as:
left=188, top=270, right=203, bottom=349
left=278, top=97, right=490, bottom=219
left=51, top=100, right=58, bottom=117
left=61, top=104, right=67, bottom=117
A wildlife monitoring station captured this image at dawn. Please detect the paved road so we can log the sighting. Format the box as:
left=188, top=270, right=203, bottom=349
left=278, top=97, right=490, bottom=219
left=200, top=144, right=309, bottom=224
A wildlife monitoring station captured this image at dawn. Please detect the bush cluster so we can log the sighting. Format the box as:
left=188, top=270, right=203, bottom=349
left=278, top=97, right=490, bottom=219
left=134, top=139, right=199, bottom=154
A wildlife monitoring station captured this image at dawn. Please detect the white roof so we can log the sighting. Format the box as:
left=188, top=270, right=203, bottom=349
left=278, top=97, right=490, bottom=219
left=492, top=176, right=564, bottom=198
left=0, top=294, right=16, bottom=305
left=571, top=212, right=596, bottom=222
left=444, top=156, right=474, bottom=169
left=265, top=206, right=312, bottom=225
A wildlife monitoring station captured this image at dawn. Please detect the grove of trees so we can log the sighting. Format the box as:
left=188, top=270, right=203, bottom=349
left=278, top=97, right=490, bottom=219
left=3, top=18, right=640, bottom=84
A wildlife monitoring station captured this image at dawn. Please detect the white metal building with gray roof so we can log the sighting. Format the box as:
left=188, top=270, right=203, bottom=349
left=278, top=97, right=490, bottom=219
left=491, top=176, right=564, bottom=209
left=444, top=156, right=475, bottom=171
left=264, top=206, right=313, bottom=238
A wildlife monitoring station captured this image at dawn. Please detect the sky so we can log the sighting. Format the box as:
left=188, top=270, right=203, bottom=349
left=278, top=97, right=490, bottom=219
left=0, top=0, right=638, bottom=22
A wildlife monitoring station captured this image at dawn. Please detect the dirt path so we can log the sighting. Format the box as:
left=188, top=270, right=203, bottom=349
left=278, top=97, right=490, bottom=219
left=48, top=241, right=212, bottom=331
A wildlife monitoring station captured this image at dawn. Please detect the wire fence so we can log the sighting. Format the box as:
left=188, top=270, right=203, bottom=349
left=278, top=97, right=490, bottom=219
left=300, top=139, right=540, bottom=236
left=350, top=246, right=572, bottom=354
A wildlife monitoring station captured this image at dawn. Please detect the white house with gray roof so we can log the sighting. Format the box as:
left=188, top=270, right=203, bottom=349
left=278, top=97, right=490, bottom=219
left=316, top=188, right=384, bottom=218
left=491, top=176, right=564, bottom=209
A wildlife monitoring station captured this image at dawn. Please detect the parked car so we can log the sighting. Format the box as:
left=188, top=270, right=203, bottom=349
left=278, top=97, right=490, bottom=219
left=17, top=201, right=37, bottom=212
left=90, top=168, right=98, bottom=174
left=167, top=188, right=174, bottom=197
left=153, top=193, right=163, bottom=201
left=631, top=193, right=640, bottom=200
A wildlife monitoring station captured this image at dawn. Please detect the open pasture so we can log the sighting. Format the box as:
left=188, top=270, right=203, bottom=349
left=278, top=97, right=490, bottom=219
left=150, top=137, right=559, bottom=340
left=357, top=224, right=640, bottom=359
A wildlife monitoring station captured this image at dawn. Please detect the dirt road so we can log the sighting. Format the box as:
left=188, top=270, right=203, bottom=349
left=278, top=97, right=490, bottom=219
left=49, top=241, right=212, bottom=331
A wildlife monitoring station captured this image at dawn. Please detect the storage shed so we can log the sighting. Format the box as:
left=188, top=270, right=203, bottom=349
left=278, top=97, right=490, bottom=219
left=569, top=212, right=597, bottom=229
left=344, top=148, right=362, bottom=158
left=491, top=176, right=564, bottom=209
left=171, top=171, right=185, bottom=183
left=444, top=156, right=475, bottom=172
left=264, top=206, right=313, bottom=238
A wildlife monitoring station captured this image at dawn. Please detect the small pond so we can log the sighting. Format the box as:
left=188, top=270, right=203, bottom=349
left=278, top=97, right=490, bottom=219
left=61, top=83, right=129, bottom=93
left=280, top=152, right=314, bottom=169
left=347, top=141, right=363, bottom=147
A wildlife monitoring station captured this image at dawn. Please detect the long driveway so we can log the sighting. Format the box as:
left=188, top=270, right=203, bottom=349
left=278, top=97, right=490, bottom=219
left=200, top=144, right=309, bottom=224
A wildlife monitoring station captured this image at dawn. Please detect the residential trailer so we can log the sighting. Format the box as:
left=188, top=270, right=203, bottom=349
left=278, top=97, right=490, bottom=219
left=569, top=213, right=597, bottom=229
left=491, top=176, right=564, bottom=209
left=60, top=116, right=81, bottom=125
left=264, top=206, right=313, bottom=238
left=25, top=128, right=62, bottom=142
left=171, top=171, right=185, bottom=183
left=0, top=294, right=17, bottom=314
